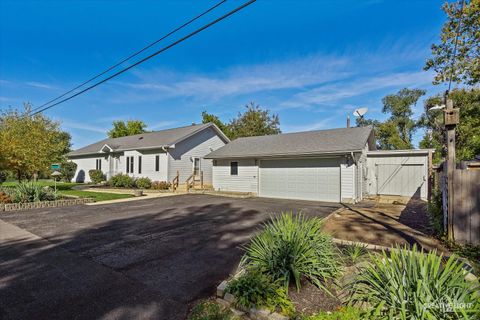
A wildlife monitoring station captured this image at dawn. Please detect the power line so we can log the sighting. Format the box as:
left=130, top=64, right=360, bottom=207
left=447, top=0, right=466, bottom=93
left=30, top=0, right=228, bottom=114
left=32, top=0, right=256, bottom=116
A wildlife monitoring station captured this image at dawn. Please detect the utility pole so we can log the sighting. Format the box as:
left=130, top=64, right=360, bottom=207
left=444, top=97, right=459, bottom=241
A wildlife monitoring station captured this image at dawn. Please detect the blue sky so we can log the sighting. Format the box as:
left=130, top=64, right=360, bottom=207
left=1, top=0, right=450, bottom=148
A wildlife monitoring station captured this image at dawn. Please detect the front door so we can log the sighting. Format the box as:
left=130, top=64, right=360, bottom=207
left=193, top=158, right=201, bottom=177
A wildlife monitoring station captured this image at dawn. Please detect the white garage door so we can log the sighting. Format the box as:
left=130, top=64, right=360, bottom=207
left=376, top=164, right=426, bottom=198
left=259, top=158, right=340, bottom=202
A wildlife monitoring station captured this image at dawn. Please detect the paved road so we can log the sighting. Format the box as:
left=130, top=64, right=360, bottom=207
left=0, top=194, right=339, bottom=320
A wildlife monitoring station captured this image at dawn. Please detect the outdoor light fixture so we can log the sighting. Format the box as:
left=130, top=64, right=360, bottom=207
left=429, top=104, right=446, bottom=111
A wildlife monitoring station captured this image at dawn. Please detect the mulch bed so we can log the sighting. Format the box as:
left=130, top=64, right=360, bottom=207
left=288, top=279, right=341, bottom=316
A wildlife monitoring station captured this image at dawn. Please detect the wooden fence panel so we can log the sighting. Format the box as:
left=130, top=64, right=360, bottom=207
left=453, top=169, right=480, bottom=244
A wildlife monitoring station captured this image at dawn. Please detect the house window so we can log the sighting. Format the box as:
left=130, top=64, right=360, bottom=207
left=96, top=159, right=102, bottom=171
left=155, top=155, right=160, bottom=172
left=138, top=156, right=142, bottom=174
left=126, top=156, right=134, bottom=173
left=230, top=161, right=238, bottom=175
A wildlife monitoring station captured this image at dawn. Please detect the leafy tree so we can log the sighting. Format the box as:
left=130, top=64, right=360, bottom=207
left=378, top=88, right=426, bottom=149
left=201, top=102, right=281, bottom=140
left=419, top=88, right=480, bottom=163
left=229, top=102, right=281, bottom=139
left=107, top=120, right=148, bottom=138
left=0, top=104, right=71, bottom=180
left=424, top=0, right=480, bottom=85
left=357, top=88, right=425, bottom=150
left=59, top=161, right=77, bottom=182
left=201, top=111, right=233, bottom=139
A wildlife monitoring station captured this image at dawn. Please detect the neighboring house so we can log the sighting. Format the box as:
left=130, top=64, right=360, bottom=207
left=68, top=123, right=229, bottom=184
left=206, top=126, right=432, bottom=202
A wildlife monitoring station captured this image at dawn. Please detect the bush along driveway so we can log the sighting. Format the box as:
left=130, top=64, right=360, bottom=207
left=0, top=194, right=339, bottom=320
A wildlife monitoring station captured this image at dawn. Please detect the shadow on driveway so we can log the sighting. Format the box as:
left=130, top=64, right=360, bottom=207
left=0, top=194, right=339, bottom=320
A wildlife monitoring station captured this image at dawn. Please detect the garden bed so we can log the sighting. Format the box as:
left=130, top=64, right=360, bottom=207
left=189, top=213, right=480, bottom=320
left=0, top=198, right=94, bottom=212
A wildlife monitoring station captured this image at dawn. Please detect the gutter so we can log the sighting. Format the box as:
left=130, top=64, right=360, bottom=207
left=205, top=149, right=363, bottom=160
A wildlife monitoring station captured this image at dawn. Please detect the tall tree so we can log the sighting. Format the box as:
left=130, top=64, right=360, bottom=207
left=229, top=102, right=281, bottom=139
left=201, top=102, right=281, bottom=140
left=201, top=111, right=233, bottom=139
left=356, top=88, right=425, bottom=150
left=107, top=120, right=148, bottom=138
left=419, top=88, right=480, bottom=163
left=424, top=0, right=480, bottom=85
left=380, top=88, right=426, bottom=149
left=0, top=104, right=71, bottom=180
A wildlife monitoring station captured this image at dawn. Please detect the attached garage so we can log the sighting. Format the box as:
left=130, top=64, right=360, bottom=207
left=259, top=158, right=341, bottom=202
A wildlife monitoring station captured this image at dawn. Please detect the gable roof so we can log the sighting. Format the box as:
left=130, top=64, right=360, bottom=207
left=205, top=126, right=374, bottom=159
left=68, top=123, right=229, bottom=157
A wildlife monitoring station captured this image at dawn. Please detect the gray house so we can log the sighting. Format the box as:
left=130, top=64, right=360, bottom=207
left=206, top=126, right=432, bottom=203
left=68, top=123, right=229, bottom=184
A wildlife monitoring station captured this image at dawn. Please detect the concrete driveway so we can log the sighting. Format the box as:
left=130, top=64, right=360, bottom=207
left=0, top=194, right=339, bottom=320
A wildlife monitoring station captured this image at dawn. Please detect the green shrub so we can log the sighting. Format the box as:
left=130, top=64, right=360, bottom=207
left=241, top=213, right=340, bottom=292
left=60, top=161, right=77, bottom=182
left=135, top=177, right=152, bottom=189
left=188, top=300, right=236, bottom=320
left=11, top=182, right=56, bottom=203
left=226, top=269, right=294, bottom=316
left=427, top=188, right=444, bottom=236
left=88, top=169, right=105, bottom=184
left=302, top=306, right=363, bottom=320
left=151, top=181, right=171, bottom=190
left=348, top=245, right=480, bottom=319
left=342, top=244, right=368, bottom=265
left=108, top=173, right=135, bottom=188
left=0, top=171, right=7, bottom=183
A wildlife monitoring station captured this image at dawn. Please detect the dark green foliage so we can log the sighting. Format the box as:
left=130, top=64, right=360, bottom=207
left=226, top=269, right=294, bottom=315
left=108, top=173, right=135, bottom=188
left=427, top=188, right=444, bottom=236
left=135, top=177, right=152, bottom=189
left=357, top=88, right=425, bottom=150
left=60, top=161, right=77, bottom=182
left=107, top=120, right=148, bottom=138
left=0, top=171, right=7, bottom=183
left=88, top=169, right=105, bottom=184
left=341, top=244, right=368, bottom=266
left=241, top=213, right=340, bottom=292
left=10, top=182, right=56, bottom=203
left=348, top=245, right=480, bottom=319
left=188, top=300, right=235, bottom=320
left=424, top=0, right=480, bottom=86
left=419, top=88, right=480, bottom=162
left=151, top=181, right=171, bottom=190
left=202, top=102, right=280, bottom=140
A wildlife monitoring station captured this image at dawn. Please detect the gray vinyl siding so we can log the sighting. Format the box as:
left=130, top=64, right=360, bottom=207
left=366, top=153, right=428, bottom=199
left=71, top=155, right=108, bottom=183
left=122, top=150, right=168, bottom=181
left=168, top=127, right=226, bottom=184
left=341, top=161, right=355, bottom=202
left=212, top=159, right=258, bottom=193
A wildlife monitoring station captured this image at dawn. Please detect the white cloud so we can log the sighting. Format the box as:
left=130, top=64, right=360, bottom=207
left=149, top=120, right=177, bottom=130
left=61, top=120, right=107, bottom=134
left=25, top=81, right=58, bottom=90
left=282, top=117, right=337, bottom=133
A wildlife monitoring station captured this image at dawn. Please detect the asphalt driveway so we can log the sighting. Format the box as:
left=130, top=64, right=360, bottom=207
left=0, top=194, right=339, bottom=320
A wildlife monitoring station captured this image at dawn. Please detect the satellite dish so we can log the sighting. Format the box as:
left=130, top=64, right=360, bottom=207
left=353, top=107, right=368, bottom=117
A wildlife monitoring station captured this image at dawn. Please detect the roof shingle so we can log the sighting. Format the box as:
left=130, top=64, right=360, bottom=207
left=69, top=123, right=220, bottom=156
left=205, top=126, right=373, bottom=159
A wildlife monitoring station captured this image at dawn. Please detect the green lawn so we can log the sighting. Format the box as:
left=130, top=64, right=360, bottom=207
left=1, top=180, right=80, bottom=190
left=59, top=190, right=133, bottom=202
